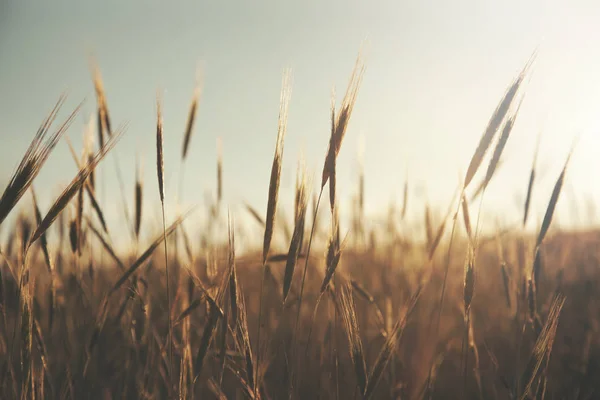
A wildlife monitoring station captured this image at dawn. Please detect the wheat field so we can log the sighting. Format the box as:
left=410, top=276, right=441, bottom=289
left=0, top=52, right=598, bottom=400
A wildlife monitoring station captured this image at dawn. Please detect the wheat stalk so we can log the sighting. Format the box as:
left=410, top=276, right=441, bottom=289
left=154, top=92, right=174, bottom=392
left=0, top=97, right=80, bottom=227
left=109, top=209, right=193, bottom=293
left=463, top=52, right=535, bottom=189
left=134, top=155, right=143, bottom=240
left=482, top=95, right=526, bottom=190
left=65, top=137, right=109, bottom=233
left=194, top=293, right=223, bottom=382
left=321, top=53, right=365, bottom=191
left=338, top=283, right=368, bottom=395
left=535, top=144, right=576, bottom=249
left=523, top=132, right=541, bottom=227
left=29, top=127, right=124, bottom=247
left=521, top=294, right=566, bottom=399
left=182, top=68, right=202, bottom=160
left=262, top=70, right=292, bottom=265
left=283, top=164, right=308, bottom=303
left=256, top=70, right=292, bottom=392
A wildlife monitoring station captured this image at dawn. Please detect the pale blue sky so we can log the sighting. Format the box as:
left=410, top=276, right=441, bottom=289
left=1, top=0, right=600, bottom=240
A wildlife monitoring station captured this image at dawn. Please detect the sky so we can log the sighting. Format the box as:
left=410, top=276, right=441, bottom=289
left=1, top=0, right=600, bottom=244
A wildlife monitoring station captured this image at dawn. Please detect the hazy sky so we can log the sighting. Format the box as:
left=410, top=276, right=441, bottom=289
left=2, top=0, right=600, bottom=239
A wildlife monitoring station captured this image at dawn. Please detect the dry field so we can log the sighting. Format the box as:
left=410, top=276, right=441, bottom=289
left=0, top=53, right=599, bottom=399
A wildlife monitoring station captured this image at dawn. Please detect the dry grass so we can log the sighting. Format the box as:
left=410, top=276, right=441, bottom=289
left=0, top=52, right=599, bottom=400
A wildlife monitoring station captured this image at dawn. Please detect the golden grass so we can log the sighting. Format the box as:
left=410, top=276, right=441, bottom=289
left=0, top=50, right=597, bottom=400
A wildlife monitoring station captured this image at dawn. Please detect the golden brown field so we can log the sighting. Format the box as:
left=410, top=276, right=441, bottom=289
left=0, top=53, right=599, bottom=400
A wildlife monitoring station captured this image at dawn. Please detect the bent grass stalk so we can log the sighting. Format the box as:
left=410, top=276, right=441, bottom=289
left=426, top=53, right=534, bottom=393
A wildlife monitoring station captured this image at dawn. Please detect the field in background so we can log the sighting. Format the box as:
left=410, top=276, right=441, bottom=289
left=0, top=52, right=599, bottom=400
